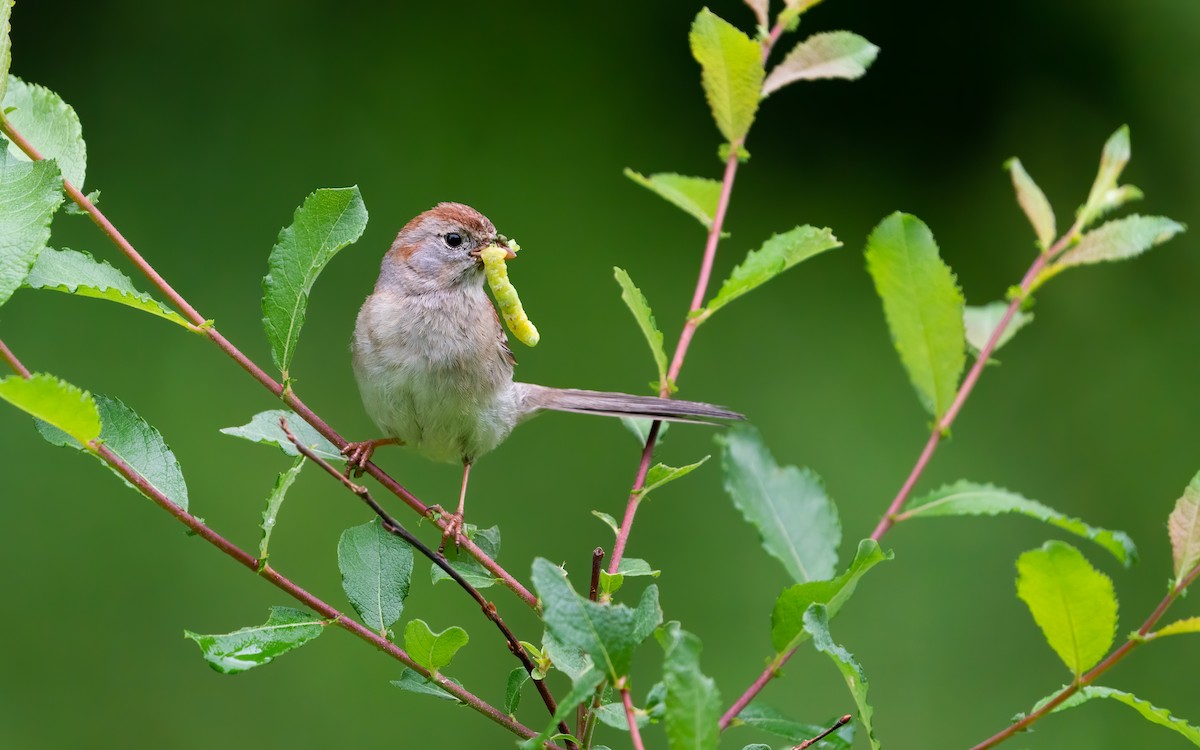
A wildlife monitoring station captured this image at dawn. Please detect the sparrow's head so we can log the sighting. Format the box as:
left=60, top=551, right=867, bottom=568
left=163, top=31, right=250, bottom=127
left=379, top=202, right=512, bottom=292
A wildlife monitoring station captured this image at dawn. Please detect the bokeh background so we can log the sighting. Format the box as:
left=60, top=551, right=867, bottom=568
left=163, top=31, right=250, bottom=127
left=2, top=1, right=1198, bottom=747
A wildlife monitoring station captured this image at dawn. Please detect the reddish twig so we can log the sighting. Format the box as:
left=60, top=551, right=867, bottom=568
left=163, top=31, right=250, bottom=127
left=0, top=338, right=554, bottom=746
left=0, top=117, right=536, bottom=609
left=621, top=684, right=647, bottom=750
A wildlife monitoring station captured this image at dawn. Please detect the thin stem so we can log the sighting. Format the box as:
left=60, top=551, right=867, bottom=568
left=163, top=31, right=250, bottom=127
left=621, top=686, right=647, bottom=750
left=0, top=337, right=31, bottom=378
left=796, top=714, right=853, bottom=749
left=282, top=420, right=575, bottom=747
left=0, top=117, right=536, bottom=610
left=0, top=340, right=550, bottom=745
left=970, top=558, right=1200, bottom=750
left=589, top=547, right=604, bottom=602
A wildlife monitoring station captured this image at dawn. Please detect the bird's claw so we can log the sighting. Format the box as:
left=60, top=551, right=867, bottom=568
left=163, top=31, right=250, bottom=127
left=341, top=440, right=376, bottom=477
left=431, top=505, right=466, bottom=554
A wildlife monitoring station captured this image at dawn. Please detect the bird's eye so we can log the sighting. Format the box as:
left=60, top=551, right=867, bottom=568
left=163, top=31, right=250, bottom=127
left=444, top=232, right=463, bottom=248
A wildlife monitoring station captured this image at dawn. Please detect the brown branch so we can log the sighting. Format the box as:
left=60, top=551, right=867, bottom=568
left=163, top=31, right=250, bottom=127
left=795, top=714, right=852, bottom=749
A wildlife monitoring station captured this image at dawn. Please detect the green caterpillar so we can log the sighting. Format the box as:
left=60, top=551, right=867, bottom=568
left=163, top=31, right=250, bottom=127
left=481, top=239, right=540, bottom=347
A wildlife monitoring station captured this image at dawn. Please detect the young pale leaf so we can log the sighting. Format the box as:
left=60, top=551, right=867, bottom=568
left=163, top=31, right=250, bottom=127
left=1053, top=215, right=1184, bottom=270
left=1, top=372, right=100, bottom=446
left=621, top=417, right=669, bottom=446
left=0, top=2, right=12, bottom=103
left=1154, top=617, right=1200, bottom=639
left=717, top=424, right=840, bottom=583
left=624, top=170, right=722, bottom=230
left=639, top=456, right=710, bottom=499
left=431, top=525, right=501, bottom=589
left=219, top=409, right=342, bottom=461
left=1016, top=541, right=1118, bottom=676
left=865, top=212, right=966, bottom=420
left=703, top=226, right=840, bottom=319
left=259, top=456, right=305, bottom=561
left=261, top=186, right=367, bottom=378
left=532, top=558, right=661, bottom=680
left=1048, top=686, right=1200, bottom=745
left=23, top=248, right=192, bottom=329
left=391, top=668, right=462, bottom=702
left=743, top=0, right=769, bottom=28
left=762, top=32, right=879, bottom=96
left=771, top=539, right=890, bottom=653
left=1168, top=472, right=1200, bottom=586
left=613, top=267, right=668, bottom=386
left=0, top=141, right=62, bottom=307
left=804, top=605, right=880, bottom=750
left=403, top=619, right=468, bottom=674
left=901, top=481, right=1136, bottom=566
left=505, top=667, right=529, bottom=715
left=690, top=8, right=764, bottom=144
left=38, top=393, right=189, bottom=511
left=184, top=606, right=326, bottom=674
left=1005, top=158, right=1057, bottom=250
left=734, top=703, right=854, bottom=747
left=656, top=622, right=720, bottom=750
left=1078, top=126, right=1131, bottom=229
left=338, top=519, right=414, bottom=633
left=2, top=76, right=87, bottom=189
left=592, top=510, right=622, bottom=537
left=962, top=302, right=1033, bottom=357
left=518, top=667, right=605, bottom=750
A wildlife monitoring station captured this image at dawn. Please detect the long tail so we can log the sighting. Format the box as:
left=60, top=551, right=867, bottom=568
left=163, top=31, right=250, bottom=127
left=516, top=383, right=743, bottom=423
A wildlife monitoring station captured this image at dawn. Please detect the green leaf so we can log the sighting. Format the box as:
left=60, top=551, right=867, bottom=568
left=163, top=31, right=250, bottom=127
left=518, top=667, right=605, bottom=750
left=505, top=667, right=529, bottom=715
left=392, top=668, right=463, bottom=702
left=703, top=226, right=841, bottom=320
left=541, top=628, right=593, bottom=681
left=656, top=622, right=720, bottom=750
left=1, top=372, right=100, bottom=446
left=219, top=409, right=342, bottom=462
left=404, top=619, right=468, bottom=674
left=0, top=2, right=12, bottom=104
left=595, top=700, right=649, bottom=730
left=599, top=558, right=661, bottom=597
left=771, top=539, right=890, bottom=653
left=689, top=8, right=764, bottom=144
left=0, top=138, right=62, bottom=307
left=1168, top=472, right=1200, bottom=586
left=23, top=247, right=192, bottom=329
left=532, top=558, right=661, bottom=680
left=1047, top=686, right=1200, bottom=746
left=620, top=417, right=669, bottom=446
left=1016, top=541, right=1118, bottom=676
left=624, top=170, right=722, bottom=230
left=734, top=703, right=853, bottom=747
left=762, top=32, right=879, bottom=96
left=865, top=212, right=966, bottom=419
left=259, top=456, right=305, bottom=562
left=613, top=267, right=668, bottom=387
left=900, top=481, right=1136, bottom=566
left=804, top=605, right=880, bottom=750
left=431, top=524, right=502, bottom=589
left=640, top=456, right=710, bottom=499
left=338, top=519, right=414, bottom=633
left=36, top=392, right=189, bottom=510
left=1005, top=158, right=1057, bottom=250
left=184, top=606, right=326, bottom=674
left=962, top=302, right=1033, bottom=357
left=261, top=186, right=367, bottom=378
left=1055, top=215, right=1184, bottom=270
left=592, top=510, right=622, bottom=537
left=1153, top=617, right=1200, bottom=639
left=717, top=424, right=840, bottom=583
left=1078, top=125, right=1132, bottom=229
left=2, top=76, right=87, bottom=188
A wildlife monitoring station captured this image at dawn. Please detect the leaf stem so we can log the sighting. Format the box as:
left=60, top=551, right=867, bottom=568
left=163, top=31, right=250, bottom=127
left=969, top=556, right=1200, bottom=749
left=607, top=16, right=788, bottom=576
left=0, top=338, right=552, bottom=746
left=0, top=117, right=536, bottom=609
left=621, top=685, right=647, bottom=750
left=280, top=419, right=576, bottom=747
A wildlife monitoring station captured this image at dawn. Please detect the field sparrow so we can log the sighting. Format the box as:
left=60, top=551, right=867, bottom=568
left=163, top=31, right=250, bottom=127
left=346, top=202, right=741, bottom=547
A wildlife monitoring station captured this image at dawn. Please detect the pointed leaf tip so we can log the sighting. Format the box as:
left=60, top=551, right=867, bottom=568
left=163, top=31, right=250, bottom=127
left=763, top=32, right=879, bottom=96
left=704, top=225, right=840, bottom=319
left=690, top=9, right=764, bottom=144
left=1168, top=472, right=1200, bottom=587
left=1, top=372, right=100, bottom=446
left=613, top=267, right=668, bottom=387
left=1005, top=157, right=1057, bottom=250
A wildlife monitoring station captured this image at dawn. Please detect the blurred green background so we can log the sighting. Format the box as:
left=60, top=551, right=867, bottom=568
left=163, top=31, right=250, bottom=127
left=2, top=0, right=1198, bottom=747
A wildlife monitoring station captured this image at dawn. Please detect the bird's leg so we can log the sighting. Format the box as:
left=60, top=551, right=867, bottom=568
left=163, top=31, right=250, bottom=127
left=341, top=437, right=403, bottom=477
left=436, top=460, right=471, bottom=554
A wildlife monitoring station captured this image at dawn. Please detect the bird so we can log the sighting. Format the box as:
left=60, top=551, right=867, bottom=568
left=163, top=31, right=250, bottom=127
left=345, top=202, right=742, bottom=549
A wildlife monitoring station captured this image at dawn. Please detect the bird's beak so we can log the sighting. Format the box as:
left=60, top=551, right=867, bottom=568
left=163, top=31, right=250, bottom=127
left=470, top=235, right=517, bottom=261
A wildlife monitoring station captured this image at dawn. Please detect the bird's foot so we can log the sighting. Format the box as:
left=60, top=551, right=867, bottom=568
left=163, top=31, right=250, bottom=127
left=341, top=437, right=402, bottom=477
left=430, top=505, right=466, bottom=554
